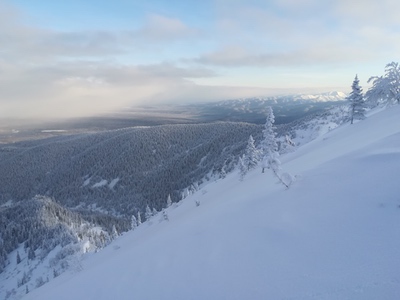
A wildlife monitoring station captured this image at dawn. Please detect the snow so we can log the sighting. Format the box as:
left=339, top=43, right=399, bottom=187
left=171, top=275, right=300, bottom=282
left=22, top=106, right=400, bottom=300
left=91, top=179, right=108, bottom=188
left=88, top=178, right=119, bottom=189
left=82, top=177, right=91, bottom=187
left=0, top=200, right=13, bottom=208
left=108, top=178, right=120, bottom=189
left=296, top=91, right=347, bottom=102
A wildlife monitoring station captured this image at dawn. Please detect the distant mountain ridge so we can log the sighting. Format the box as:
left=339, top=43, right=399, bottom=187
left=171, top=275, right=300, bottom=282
left=294, top=91, right=347, bottom=101
left=223, top=91, right=347, bottom=103
left=189, top=91, right=347, bottom=124
left=0, top=91, right=346, bottom=144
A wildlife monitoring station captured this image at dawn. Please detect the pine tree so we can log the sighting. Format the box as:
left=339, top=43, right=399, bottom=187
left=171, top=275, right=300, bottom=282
left=260, top=107, right=278, bottom=173
left=137, top=211, right=142, bottom=225
left=347, top=75, right=365, bottom=124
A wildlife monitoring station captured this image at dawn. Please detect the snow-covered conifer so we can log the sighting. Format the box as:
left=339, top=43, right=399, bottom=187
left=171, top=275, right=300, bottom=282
left=131, top=215, right=138, bottom=230
left=145, top=205, right=152, bottom=221
left=16, top=251, right=21, bottom=264
left=347, top=75, right=365, bottom=124
left=243, top=135, right=259, bottom=171
left=260, top=107, right=278, bottom=173
left=260, top=107, right=294, bottom=188
left=366, top=62, right=400, bottom=106
left=238, top=155, right=247, bottom=181
left=152, top=207, right=158, bottom=216
left=219, top=163, right=227, bottom=179
left=280, top=135, right=296, bottom=154
left=111, top=225, right=118, bottom=239
left=385, top=62, right=400, bottom=104
left=182, top=188, right=190, bottom=199
left=137, top=211, right=142, bottom=225
left=166, top=194, right=172, bottom=208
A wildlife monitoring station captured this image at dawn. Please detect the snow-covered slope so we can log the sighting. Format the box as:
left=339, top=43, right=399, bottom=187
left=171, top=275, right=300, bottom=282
left=22, top=106, right=400, bottom=300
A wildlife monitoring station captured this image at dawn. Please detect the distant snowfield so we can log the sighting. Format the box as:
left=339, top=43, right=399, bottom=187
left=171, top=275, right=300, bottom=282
left=24, top=106, right=400, bottom=300
left=41, top=130, right=67, bottom=133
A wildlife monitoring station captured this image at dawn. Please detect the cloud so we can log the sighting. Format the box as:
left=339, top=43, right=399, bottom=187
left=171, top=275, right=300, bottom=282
left=193, top=41, right=380, bottom=68
left=334, top=0, right=400, bottom=25
left=191, top=0, right=400, bottom=69
left=0, top=3, right=210, bottom=120
left=132, top=14, right=200, bottom=42
left=0, top=59, right=219, bottom=119
left=2, top=0, right=399, bottom=121
left=0, top=3, right=199, bottom=63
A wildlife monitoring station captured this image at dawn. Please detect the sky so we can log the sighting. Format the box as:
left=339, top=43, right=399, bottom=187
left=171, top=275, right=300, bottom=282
left=1, top=0, right=400, bottom=119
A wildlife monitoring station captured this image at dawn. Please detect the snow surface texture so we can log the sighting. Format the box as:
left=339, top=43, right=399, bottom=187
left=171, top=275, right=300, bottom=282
left=23, top=106, right=400, bottom=300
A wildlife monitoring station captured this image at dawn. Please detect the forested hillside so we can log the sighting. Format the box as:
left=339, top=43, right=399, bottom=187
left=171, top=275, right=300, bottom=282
left=0, top=195, right=130, bottom=289
left=0, top=122, right=263, bottom=215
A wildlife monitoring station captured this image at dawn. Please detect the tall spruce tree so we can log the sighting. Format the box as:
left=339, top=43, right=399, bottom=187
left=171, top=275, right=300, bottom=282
left=348, top=75, right=365, bottom=124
